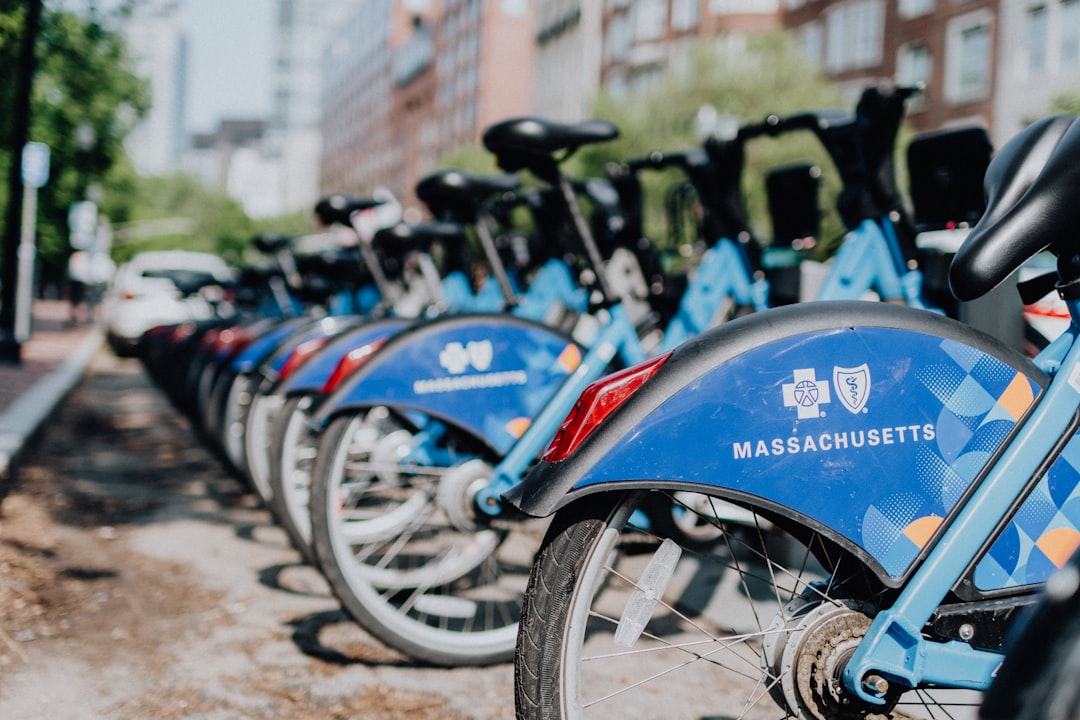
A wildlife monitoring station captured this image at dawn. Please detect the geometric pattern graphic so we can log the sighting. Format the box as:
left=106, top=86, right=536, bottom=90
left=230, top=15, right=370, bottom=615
left=974, top=431, right=1080, bottom=590
left=862, top=340, right=1039, bottom=577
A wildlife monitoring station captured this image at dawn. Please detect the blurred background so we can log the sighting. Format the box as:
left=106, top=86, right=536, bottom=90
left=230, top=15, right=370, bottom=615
left=2, top=0, right=1079, bottom=301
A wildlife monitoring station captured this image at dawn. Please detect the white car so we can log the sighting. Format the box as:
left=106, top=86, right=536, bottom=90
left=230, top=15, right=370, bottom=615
left=103, top=250, right=235, bottom=356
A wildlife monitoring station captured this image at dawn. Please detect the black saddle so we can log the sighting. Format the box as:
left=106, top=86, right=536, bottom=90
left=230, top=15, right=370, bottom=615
left=950, top=115, right=1080, bottom=302
left=313, top=194, right=384, bottom=227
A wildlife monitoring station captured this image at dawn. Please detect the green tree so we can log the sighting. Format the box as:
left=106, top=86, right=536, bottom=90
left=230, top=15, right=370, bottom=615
left=110, top=173, right=257, bottom=265
left=30, top=6, right=149, bottom=265
left=0, top=2, right=148, bottom=287
left=1050, top=91, right=1080, bottom=115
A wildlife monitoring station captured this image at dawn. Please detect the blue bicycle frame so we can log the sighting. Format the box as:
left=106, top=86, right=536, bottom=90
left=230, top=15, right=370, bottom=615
left=843, top=304, right=1079, bottom=702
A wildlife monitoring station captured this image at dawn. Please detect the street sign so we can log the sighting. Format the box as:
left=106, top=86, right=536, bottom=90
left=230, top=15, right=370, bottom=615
left=69, top=200, right=98, bottom=250
left=20, top=141, right=50, bottom=188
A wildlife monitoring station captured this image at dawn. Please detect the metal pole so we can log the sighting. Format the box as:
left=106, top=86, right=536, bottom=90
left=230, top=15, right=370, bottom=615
left=0, top=0, right=43, bottom=363
left=13, top=185, right=37, bottom=343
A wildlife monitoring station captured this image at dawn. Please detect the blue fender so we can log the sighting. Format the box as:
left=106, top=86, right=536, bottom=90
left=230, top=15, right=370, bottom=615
left=509, top=301, right=1055, bottom=587
left=276, top=317, right=414, bottom=396
left=257, top=315, right=370, bottom=379
left=229, top=316, right=313, bottom=373
left=310, top=314, right=584, bottom=455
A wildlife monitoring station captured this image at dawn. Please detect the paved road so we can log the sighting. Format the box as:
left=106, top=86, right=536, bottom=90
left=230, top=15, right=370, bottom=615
left=0, top=349, right=512, bottom=719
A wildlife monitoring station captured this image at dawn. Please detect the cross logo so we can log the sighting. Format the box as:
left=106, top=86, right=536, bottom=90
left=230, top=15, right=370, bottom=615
left=439, top=340, right=494, bottom=374
left=439, top=342, right=471, bottom=374
left=782, top=368, right=831, bottom=419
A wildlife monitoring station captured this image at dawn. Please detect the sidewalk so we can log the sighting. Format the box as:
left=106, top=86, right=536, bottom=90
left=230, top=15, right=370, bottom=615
left=0, top=299, right=103, bottom=481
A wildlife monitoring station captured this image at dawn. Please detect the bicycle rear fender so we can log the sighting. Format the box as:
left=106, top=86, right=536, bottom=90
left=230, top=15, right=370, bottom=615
left=228, top=316, right=312, bottom=373
left=259, top=315, right=368, bottom=379
left=276, top=317, right=413, bottom=396
left=310, top=314, right=584, bottom=455
left=510, top=301, right=1052, bottom=586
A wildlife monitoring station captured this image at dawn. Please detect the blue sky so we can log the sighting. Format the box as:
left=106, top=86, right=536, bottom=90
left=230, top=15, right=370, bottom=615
left=184, top=0, right=274, bottom=133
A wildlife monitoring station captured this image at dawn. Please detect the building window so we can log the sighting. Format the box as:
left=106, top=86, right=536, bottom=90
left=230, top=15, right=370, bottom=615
left=896, top=42, right=932, bottom=88
left=1063, top=0, right=1080, bottom=66
left=824, top=0, right=884, bottom=72
left=1027, top=5, right=1048, bottom=75
left=672, top=0, right=700, bottom=31
left=945, top=12, right=991, bottom=103
left=605, top=12, right=632, bottom=62
left=633, top=0, right=667, bottom=41
left=800, top=21, right=824, bottom=66
left=898, top=0, right=934, bottom=18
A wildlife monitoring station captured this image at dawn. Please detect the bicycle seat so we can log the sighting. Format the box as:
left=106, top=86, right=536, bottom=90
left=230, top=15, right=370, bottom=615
left=372, top=220, right=466, bottom=257
left=295, top=247, right=371, bottom=284
left=252, top=232, right=293, bottom=254
left=415, top=169, right=520, bottom=222
left=313, top=193, right=384, bottom=227
left=950, top=115, right=1080, bottom=302
left=483, top=117, right=618, bottom=173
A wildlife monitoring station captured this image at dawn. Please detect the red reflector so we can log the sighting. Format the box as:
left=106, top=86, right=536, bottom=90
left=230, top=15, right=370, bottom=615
left=542, top=351, right=672, bottom=463
left=279, top=336, right=329, bottom=381
left=198, top=327, right=223, bottom=351
left=168, top=322, right=198, bottom=343
left=320, top=338, right=388, bottom=394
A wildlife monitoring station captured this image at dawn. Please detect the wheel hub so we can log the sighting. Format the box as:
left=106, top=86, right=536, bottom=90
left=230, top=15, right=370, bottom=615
left=437, top=458, right=493, bottom=531
left=764, top=597, right=898, bottom=720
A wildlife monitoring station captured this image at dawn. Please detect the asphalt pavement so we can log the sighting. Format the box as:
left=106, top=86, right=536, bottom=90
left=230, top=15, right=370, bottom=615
left=0, top=298, right=102, bottom=482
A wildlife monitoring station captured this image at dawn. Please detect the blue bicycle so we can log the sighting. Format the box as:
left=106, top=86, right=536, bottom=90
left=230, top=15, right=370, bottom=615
left=508, top=114, right=1080, bottom=718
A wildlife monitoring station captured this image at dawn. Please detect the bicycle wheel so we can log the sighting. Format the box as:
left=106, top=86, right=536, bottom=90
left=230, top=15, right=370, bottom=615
left=309, top=411, right=545, bottom=666
left=266, top=394, right=321, bottom=562
left=244, top=391, right=284, bottom=505
left=221, top=372, right=256, bottom=480
left=516, top=490, right=980, bottom=720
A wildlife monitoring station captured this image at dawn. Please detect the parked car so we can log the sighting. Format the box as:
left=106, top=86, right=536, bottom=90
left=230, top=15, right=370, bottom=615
left=102, top=250, right=235, bottom=357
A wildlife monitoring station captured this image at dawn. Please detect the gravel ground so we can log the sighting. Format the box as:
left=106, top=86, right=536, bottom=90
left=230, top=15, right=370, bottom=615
left=0, top=350, right=514, bottom=719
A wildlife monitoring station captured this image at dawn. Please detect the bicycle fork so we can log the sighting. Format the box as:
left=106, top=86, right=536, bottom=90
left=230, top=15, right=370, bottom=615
left=475, top=304, right=646, bottom=514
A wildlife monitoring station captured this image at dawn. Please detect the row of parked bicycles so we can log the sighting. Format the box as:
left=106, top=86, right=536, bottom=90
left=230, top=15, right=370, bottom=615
left=131, top=83, right=1080, bottom=719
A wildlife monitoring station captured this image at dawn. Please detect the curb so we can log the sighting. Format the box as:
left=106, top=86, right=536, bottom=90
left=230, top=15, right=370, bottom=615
left=0, top=329, right=104, bottom=483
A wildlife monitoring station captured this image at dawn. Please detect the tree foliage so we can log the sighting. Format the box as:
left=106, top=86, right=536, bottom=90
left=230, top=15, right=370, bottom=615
left=110, top=173, right=257, bottom=265
left=1050, top=91, right=1080, bottom=116
left=0, top=1, right=149, bottom=284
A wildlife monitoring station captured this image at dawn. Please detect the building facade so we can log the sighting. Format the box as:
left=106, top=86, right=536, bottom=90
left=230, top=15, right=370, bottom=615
left=782, top=0, right=998, bottom=135
left=319, top=0, right=536, bottom=210
left=994, top=0, right=1080, bottom=145
left=266, top=0, right=367, bottom=215
left=121, top=0, right=188, bottom=177
left=600, top=0, right=781, bottom=99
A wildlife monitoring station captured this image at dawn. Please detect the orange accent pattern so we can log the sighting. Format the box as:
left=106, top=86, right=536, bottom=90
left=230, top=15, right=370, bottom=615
left=903, top=515, right=944, bottom=549
left=998, top=372, right=1036, bottom=420
left=557, top=344, right=582, bottom=374
left=506, top=417, right=532, bottom=439
left=1036, top=528, right=1080, bottom=568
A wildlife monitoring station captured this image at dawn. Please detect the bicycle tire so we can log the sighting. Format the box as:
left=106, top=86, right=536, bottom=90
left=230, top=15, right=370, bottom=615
left=244, top=391, right=284, bottom=505
left=309, top=411, right=541, bottom=666
left=515, top=490, right=980, bottom=720
left=266, top=394, right=318, bottom=564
